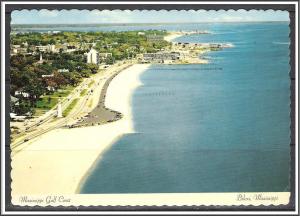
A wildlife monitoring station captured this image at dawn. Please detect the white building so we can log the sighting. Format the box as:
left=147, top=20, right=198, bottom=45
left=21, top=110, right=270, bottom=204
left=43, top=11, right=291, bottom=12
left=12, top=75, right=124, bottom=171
left=12, top=48, right=18, bottom=54
left=36, top=44, right=56, bottom=52
left=65, top=48, right=76, bottom=53
left=58, top=69, right=69, bottom=73
left=42, top=74, right=54, bottom=78
left=98, top=53, right=112, bottom=60
left=86, top=48, right=99, bottom=64
left=10, top=113, right=26, bottom=121
left=11, top=45, right=27, bottom=55
left=36, top=45, right=48, bottom=52
left=48, top=44, right=56, bottom=52
left=15, top=91, right=30, bottom=98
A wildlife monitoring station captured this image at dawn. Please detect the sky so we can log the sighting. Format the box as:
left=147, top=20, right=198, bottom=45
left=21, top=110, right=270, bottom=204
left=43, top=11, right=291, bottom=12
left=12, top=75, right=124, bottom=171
left=11, top=9, right=289, bottom=24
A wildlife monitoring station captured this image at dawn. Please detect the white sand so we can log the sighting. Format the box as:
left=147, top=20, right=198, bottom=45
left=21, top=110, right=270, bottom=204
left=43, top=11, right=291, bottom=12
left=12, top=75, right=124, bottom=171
left=11, top=64, right=150, bottom=195
left=164, top=33, right=183, bottom=42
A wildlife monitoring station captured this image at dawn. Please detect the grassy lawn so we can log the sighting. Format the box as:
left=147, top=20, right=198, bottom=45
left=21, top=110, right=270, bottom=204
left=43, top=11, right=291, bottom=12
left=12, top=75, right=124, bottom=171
left=63, top=98, right=79, bottom=117
left=33, top=108, right=48, bottom=117
left=34, top=85, right=75, bottom=116
left=51, top=85, right=75, bottom=98
left=80, top=89, right=88, bottom=97
left=35, top=97, right=59, bottom=110
left=88, top=80, right=95, bottom=88
left=88, top=98, right=93, bottom=108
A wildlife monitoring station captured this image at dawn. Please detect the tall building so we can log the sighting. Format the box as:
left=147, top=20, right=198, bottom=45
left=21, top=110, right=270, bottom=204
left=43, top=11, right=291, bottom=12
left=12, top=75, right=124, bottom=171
left=49, top=44, right=56, bottom=52
left=86, top=48, right=99, bottom=64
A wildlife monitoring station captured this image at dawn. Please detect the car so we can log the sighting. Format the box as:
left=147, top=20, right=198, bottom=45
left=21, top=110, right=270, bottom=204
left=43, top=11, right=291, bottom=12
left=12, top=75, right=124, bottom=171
left=24, top=138, right=29, bottom=142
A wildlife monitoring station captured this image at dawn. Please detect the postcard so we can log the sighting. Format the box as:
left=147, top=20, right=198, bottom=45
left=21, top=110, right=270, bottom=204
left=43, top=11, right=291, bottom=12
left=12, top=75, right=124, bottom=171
left=2, top=1, right=297, bottom=212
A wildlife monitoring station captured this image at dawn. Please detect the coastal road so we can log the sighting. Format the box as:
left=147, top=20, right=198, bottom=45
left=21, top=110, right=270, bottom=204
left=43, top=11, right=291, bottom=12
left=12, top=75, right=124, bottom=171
left=11, top=61, right=134, bottom=154
left=11, top=77, right=91, bottom=139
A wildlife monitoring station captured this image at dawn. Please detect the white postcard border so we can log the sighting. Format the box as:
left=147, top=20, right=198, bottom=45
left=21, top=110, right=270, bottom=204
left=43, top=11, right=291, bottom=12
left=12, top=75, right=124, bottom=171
left=1, top=1, right=298, bottom=215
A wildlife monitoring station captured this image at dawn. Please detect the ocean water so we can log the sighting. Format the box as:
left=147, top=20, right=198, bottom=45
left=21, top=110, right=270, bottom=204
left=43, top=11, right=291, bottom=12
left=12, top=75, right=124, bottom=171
left=81, top=22, right=291, bottom=193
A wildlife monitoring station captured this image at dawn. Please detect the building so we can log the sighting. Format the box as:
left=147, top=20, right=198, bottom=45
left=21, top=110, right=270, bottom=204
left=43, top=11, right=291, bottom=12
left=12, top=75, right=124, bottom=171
left=10, top=113, right=26, bottom=121
left=35, top=44, right=56, bottom=52
left=209, top=43, right=222, bottom=49
left=146, top=35, right=164, bottom=42
left=86, top=48, right=99, bottom=64
left=11, top=48, right=18, bottom=54
left=10, top=45, right=28, bottom=55
left=36, top=45, right=48, bottom=52
left=143, top=52, right=181, bottom=62
left=47, top=30, right=61, bottom=34
left=14, top=91, right=30, bottom=98
left=65, top=48, right=76, bottom=53
left=48, top=44, right=56, bottom=52
left=47, top=86, right=55, bottom=91
left=42, top=74, right=54, bottom=78
left=98, top=53, right=112, bottom=61
left=58, top=69, right=69, bottom=73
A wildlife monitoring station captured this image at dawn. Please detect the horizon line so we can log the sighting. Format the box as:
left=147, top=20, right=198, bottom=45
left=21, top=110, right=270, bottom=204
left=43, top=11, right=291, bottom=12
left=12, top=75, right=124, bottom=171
left=11, top=20, right=289, bottom=26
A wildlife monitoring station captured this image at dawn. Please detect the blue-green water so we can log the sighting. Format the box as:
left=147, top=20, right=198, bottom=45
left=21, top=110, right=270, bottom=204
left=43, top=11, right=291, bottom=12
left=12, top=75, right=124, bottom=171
left=81, top=22, right=290, bottom=193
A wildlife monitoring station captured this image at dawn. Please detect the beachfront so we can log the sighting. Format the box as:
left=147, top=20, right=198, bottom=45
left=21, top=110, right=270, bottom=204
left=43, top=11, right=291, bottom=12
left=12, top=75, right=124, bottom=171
left=11, top=31, right=230, bottom=195
left=11, top=64, right=149, bottom=195
left=10, top=30, right=210, bottom=195
left=6, top=8, right=294, bottom=209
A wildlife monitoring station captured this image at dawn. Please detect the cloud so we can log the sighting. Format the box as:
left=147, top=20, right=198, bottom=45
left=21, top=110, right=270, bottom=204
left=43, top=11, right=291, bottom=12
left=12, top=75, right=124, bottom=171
left=89, top=10, right=133, bottom=23
left=38, top=10, right=59, bottom=17
left=221, top=15, right=248, bottom=22
left=11, top=10, right=289, bottom=24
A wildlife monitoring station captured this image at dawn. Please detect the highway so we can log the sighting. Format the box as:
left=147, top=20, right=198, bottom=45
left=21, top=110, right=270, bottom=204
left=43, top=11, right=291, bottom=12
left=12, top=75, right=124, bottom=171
left=11, top=61, right=133, bottom=154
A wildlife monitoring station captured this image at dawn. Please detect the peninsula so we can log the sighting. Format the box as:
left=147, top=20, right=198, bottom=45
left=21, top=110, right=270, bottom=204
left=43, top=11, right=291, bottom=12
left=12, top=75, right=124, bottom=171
left=10, top=29, right=232, bottom=196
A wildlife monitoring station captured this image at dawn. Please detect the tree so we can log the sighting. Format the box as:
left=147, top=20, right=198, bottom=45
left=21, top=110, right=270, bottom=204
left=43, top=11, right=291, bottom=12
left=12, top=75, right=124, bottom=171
left=13, top=98, right=34, bottom=116
left=105, top=56, right=115, bottom=65
left=80, top=69, right=91, bottom=78
left=86, top=63, right=98, bottom=74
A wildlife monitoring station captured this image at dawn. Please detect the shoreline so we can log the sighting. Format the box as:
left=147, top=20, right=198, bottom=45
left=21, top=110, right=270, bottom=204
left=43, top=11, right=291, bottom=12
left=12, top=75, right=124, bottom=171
left=164, top=31, right=210, bottom=43
left=75, top=63, right=150, bottom=193
left=12, top=32, right=220, bottom=195
left=164, top=33, right=183, bottom=42
left=11, top=64, right=150, bottom=195
left=73, top=64, right=133, bottom=127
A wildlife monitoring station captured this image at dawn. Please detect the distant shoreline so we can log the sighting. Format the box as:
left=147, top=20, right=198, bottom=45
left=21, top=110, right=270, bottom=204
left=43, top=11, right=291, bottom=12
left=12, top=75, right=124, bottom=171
left=11, top=21, right=289, bottom=27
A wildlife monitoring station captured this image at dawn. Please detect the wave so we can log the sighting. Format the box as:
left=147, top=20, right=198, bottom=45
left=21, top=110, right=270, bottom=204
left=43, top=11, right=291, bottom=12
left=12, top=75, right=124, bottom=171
left=272, top=41, right=290, bottom=45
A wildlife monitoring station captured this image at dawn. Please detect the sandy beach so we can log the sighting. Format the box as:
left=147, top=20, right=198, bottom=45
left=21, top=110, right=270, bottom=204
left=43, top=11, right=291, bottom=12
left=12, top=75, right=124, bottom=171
left=164, top=32, right=183, bottom=42
left=11, top=64, right=150, bottom=196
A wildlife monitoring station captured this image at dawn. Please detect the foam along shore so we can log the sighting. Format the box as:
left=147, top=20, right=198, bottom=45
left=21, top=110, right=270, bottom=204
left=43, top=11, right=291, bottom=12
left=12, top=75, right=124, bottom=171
left=11, top=64, right=150, bottom=196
